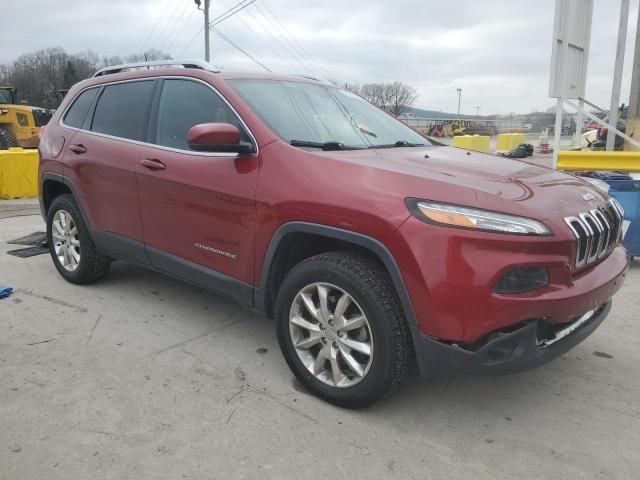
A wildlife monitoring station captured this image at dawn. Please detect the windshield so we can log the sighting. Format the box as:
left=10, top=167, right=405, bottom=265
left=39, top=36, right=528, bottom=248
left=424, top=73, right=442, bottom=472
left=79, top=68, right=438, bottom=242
left=0, top=90, right=13, bottom=104
left=230, top=79, right=427, bottom=149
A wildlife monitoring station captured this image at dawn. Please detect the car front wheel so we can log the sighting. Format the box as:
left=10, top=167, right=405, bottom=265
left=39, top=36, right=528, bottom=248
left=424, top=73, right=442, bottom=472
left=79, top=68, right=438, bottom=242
left=276, top=251, right=412, bottom=408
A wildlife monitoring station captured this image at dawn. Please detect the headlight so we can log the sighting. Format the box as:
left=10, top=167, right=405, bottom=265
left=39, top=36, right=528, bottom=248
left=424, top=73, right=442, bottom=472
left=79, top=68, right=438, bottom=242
left=407, top=199, right=552, bottom=235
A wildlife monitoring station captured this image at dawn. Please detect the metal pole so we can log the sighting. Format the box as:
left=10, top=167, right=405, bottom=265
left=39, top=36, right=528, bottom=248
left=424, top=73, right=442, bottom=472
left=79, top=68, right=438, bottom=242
left=625, top=4, right=640, bottom=150
left=553, top=2, right=571, bottom=168
left=457, top=88, right=462, bottom=117
left=204, top=0, right=211, bottom=62
left=606, top=0, right=630, bottom=151
left=574, top=99, right=584, bottom=146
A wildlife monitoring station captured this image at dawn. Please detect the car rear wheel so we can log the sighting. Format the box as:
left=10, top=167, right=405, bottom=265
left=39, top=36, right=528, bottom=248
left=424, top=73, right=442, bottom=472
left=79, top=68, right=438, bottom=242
left=276, top=251, right=412, bottom=408
left=47, top=194, right=110, bottom=284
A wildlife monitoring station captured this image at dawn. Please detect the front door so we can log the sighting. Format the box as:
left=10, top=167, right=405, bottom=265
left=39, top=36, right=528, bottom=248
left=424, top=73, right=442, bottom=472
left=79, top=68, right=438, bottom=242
left=136, top=78, right=259, bottom=286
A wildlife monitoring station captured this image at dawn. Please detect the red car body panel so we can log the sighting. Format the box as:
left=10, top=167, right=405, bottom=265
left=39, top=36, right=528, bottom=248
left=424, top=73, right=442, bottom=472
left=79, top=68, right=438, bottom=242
left=136, top=145, right=259, bottom=283
left=39, top=68, right=629, bottom=354
left=62, top=130, right=145, bottom=242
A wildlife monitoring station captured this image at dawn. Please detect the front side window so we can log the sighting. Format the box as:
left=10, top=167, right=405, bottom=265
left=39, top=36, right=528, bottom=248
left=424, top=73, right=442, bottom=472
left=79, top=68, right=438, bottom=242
left=91, top=81, right=154, bottom=141
left=230, top=79, right=427, bottom=149
left=154, top=79, right=248, bottom=151
left=63, top=88, right=99, bottom=129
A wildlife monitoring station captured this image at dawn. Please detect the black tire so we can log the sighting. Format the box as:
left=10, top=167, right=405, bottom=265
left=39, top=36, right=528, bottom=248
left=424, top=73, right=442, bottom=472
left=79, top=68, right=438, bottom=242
left=0, top=128, right=18, bottom=150
left=275, top=251, right=412, bottom=408
left=46, top=194, right=110, bottom=284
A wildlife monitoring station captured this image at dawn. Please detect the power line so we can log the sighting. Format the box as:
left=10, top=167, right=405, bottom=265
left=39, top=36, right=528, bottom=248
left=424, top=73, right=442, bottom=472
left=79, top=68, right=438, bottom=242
left=178, top=25, right=204, bottom=57
left=212, top=27, right=272, bottom=71
left=218, top=0, right=298, bottom=70
left=258, top=0, right=329, bottom=79
left=241, top=2, right=315, bottom=75
left=208, top=0, right=257, bottom=28
left=140, top=0, right=173, bottom=52
left=255, top=3, right=315, bottom=75
left=178, top=0, right=252, bottom=58
left=162, top=5, right=198, bottom=54
left=151, top=0, right=185, bottom=53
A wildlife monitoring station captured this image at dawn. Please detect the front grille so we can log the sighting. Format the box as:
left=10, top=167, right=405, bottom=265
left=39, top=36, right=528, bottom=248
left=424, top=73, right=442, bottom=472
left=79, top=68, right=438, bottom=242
left=564, top=199, right=624, bottom=268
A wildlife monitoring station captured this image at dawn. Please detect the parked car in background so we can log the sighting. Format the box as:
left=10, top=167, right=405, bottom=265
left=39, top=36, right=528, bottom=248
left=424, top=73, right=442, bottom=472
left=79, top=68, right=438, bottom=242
left=39, top=60, right=629, bottom=407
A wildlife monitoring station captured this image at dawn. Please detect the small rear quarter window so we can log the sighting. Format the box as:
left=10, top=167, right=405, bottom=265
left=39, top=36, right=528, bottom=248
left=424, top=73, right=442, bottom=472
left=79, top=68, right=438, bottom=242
left=63, top=88, right=99, bottom=129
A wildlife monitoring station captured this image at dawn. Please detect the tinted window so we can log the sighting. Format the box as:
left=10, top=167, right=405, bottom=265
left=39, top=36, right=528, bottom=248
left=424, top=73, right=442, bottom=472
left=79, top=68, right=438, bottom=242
left=63, top=88, right=99, bottom=129
left=91, top=81, right=154, bottom=141
left=155, top=79, right=247, bottom=150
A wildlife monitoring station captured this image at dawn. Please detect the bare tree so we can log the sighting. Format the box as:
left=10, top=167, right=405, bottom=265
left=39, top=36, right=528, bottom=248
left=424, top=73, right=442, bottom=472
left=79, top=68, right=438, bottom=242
left=0, top=47, right=172, bottom=108
left=385, top=81, right=418, bottom=116
left=360, top=83, right=388, bottom=109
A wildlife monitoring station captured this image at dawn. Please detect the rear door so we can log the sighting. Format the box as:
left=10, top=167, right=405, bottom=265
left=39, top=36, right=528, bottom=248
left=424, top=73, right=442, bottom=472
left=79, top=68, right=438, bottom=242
left=62, top=80, right=155, bottom=248
left=136, top=78, right=259, bottom=285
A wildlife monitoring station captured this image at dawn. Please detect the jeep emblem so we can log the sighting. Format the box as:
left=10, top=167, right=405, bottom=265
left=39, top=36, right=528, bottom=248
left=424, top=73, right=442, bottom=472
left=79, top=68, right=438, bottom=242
left=581, top=192, right=596, bottom=202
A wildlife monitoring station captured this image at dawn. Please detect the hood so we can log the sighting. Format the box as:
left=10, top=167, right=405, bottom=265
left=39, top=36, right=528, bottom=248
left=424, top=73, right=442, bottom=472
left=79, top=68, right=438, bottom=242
left=314, top=145, right=608, bottom=221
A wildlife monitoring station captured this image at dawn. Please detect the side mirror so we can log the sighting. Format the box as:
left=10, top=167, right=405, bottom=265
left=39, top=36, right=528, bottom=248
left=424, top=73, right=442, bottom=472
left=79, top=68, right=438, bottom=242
left=187, top=123, right=254, bottom=154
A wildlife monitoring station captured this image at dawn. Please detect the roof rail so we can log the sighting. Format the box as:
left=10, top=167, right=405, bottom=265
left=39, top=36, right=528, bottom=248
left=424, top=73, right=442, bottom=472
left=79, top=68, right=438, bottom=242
left=93, top=59, right=219, bottom=77
left=291, top=74, right=322, bottom=82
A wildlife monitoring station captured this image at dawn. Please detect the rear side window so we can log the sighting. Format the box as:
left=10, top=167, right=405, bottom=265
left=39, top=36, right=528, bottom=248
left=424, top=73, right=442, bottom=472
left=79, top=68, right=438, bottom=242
left=91, top=81, right=154, bottom=141
left=154, top=79, right=248, bottom=150
left=63, top=88, right=99, bottom=129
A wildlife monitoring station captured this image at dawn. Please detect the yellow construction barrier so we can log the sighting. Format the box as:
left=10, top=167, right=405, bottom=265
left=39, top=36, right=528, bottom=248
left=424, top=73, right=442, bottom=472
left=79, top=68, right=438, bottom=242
left=452, top=134, right=490, bottom=153
left=557, top=151, right=640, bottom=172
left=496, top=133, right=527, bottom=152
left=0, top=147, right=39, bottom=199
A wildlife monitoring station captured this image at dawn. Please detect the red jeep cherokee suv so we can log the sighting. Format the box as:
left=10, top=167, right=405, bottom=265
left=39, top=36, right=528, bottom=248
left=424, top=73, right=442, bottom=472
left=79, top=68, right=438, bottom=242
left=39, top=60, right=629, bottom=408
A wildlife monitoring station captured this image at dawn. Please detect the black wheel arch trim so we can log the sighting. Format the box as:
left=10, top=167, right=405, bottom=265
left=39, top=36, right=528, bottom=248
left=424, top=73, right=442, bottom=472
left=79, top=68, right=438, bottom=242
left=40, top=172, right=92, bottom=229
left=255, top=221, right=419, bottom=327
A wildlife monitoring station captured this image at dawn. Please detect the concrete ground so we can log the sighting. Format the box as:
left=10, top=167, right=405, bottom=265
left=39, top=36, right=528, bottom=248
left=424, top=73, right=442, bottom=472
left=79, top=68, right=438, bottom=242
left=0, top=198, right=40, bottom=219
left=1, top=213, right=639, bottom=480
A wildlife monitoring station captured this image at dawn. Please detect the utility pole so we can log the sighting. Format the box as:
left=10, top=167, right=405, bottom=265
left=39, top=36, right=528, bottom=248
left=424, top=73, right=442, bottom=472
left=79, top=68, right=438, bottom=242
left=195, top=0, right=211, bottom=61
left=625, top=4, right=640, bottom=151
left=204, top=0, right=211, bottom=62
left=474, top=106, right=480, bottom=116
left=457, top=88, right=462, bottom=117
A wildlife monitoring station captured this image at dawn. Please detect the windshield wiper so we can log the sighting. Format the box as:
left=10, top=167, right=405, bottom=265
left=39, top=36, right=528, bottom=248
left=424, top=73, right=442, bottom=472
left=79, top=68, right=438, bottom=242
left=372, top=140, right=426, bottom=149
left=290, top=140, right=364, bottom=151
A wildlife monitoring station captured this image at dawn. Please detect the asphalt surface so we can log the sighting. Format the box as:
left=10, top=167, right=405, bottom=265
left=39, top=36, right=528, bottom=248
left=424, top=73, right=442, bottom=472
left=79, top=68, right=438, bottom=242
left=1, top=213, right=639, bottom=480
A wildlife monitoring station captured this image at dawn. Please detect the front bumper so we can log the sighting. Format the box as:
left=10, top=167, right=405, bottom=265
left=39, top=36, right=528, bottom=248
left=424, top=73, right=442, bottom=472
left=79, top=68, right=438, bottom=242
left=411, top=301, right=611, bottom=377
left=392, top=216, right=629, bottom=341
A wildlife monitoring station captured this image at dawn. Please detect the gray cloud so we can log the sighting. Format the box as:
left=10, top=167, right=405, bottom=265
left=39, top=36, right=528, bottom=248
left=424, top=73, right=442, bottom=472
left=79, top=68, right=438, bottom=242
left=2, top=0, right=638, bottom=114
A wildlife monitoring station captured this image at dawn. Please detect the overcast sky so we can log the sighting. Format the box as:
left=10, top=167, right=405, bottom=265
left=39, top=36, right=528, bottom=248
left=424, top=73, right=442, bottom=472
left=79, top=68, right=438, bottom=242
left=1, top=0, right=639, bottom=115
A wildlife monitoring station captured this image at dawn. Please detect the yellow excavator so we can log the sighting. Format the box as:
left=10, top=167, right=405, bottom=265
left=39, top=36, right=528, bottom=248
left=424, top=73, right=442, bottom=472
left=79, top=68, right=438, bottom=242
left=0, top=87, right=52, bottom=149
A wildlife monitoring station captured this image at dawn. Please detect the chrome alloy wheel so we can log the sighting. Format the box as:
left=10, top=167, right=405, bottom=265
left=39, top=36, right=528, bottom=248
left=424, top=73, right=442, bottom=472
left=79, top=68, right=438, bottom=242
left=289, top=282, right=374, bottom=388
left=52, top=209, right=81, bottom=272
